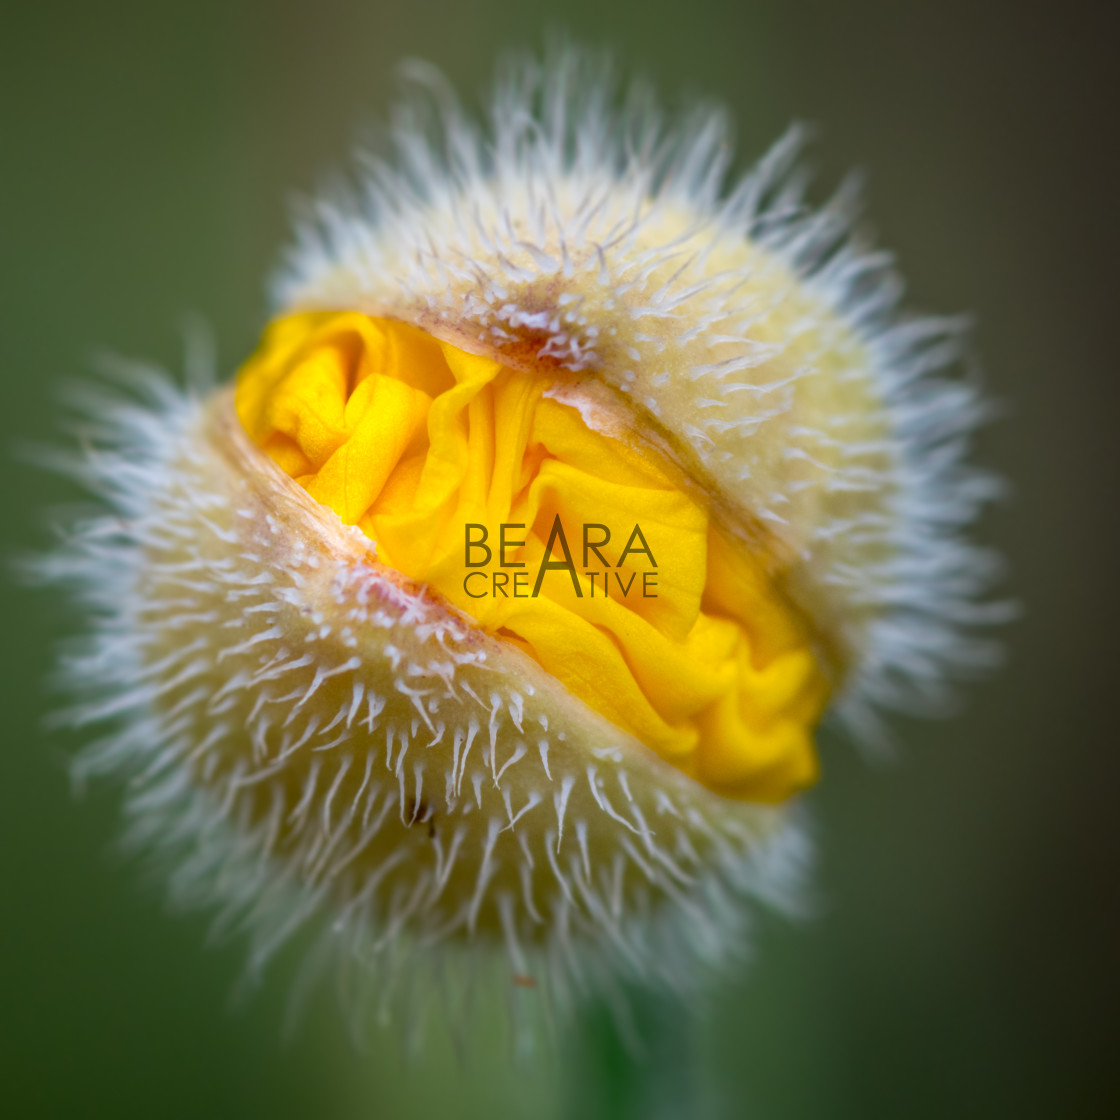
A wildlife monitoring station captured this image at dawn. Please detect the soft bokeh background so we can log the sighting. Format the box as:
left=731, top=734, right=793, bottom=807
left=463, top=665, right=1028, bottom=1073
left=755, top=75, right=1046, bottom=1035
left=2, top=1, right=1116, bottom=1116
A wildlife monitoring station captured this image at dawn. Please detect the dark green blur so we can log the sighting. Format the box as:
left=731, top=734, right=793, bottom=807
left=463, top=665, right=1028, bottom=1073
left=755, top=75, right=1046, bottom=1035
left=2, top=2, right=1115, bottom=1117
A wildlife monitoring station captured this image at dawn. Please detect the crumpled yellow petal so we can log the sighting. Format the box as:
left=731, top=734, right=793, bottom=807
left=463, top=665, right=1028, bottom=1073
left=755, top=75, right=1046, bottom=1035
left=236, top=312, right=831, bottom=803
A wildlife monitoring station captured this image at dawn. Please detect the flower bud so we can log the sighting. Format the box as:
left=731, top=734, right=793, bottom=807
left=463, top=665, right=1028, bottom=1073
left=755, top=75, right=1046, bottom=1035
left=45, top=50, right=1001, bottom=1030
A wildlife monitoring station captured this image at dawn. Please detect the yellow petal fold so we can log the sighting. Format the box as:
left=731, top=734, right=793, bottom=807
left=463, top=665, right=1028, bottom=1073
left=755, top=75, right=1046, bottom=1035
left=236, top=312, right=831, bottom=802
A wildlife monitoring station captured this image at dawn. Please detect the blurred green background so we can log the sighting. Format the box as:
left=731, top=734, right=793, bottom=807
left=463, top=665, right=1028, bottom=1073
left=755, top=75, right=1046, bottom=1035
left=2, top=1, right=1116, bottom=1117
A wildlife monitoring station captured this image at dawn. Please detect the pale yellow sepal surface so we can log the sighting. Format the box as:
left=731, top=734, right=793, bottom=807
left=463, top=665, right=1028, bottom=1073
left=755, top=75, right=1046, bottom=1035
left=236, top=312, right=829, bottom=802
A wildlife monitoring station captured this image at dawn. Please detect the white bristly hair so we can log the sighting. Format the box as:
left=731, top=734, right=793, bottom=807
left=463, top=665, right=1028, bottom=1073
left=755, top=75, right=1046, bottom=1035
left=276, top=46, right=1007, bottom=743
left=34, top=360, right=812, bottom=1051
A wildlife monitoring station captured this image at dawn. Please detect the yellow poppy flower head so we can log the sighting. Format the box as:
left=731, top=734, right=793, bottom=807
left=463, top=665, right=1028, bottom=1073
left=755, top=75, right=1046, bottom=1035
left=44, top=48, right=1002, bottom=1038
left=235, top=311, right=829, bottom=803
